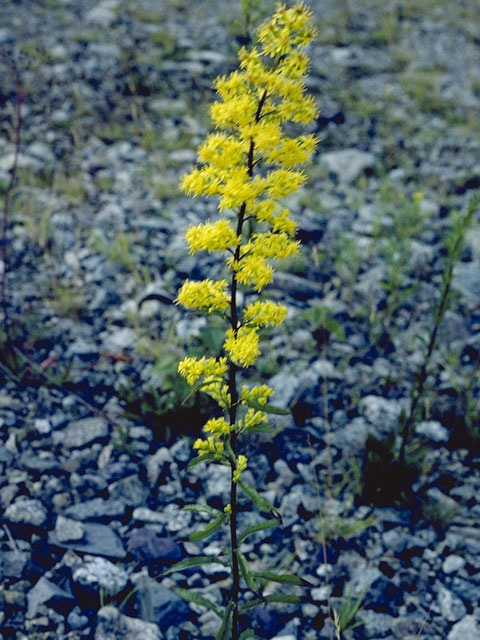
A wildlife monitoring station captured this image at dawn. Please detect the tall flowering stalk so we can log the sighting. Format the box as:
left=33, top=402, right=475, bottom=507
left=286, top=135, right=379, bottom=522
left=169, top=4, right=318, bottom=638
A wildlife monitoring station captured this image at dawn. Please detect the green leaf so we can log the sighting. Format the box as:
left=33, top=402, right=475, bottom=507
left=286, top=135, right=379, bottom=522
left=238, top=481, right=281, bottom=520
left=174, top=588, right=223, bottom=618
left=239, top=593, right=301, bottom=613
left=189, top=513, right=228, bottom=542
left=184, top=504, right=223, bottom=517
left=239, top=598, right=262, bottom=613
left=239, top=629, right=258, bottom=640
left=238, top=519, right=279, bottom=545
left=187, top=453, right=217, bottom=471
left=237, top=550, right=258, bottom=593
left=244, top=399, right=290, bottom=415
left=265, top=593, right=303, bottom=604
left=251, top=571, right=313, bottom=587
left=215, top=601, right=234, bottom=640
left=162, top=555, right=228, bottom=576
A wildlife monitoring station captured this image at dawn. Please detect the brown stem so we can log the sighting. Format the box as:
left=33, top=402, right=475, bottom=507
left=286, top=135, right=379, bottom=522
left=1, top=60, right=23, bottom=354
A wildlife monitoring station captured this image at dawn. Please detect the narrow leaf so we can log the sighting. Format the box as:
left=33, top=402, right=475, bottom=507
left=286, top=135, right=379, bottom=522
left=252, top=571, right=313, bottom=587
left=163, top=555, right=227, bottom=576
left=239, top=630, right=258, bottom=640
left=187, top=453, right=217, bottom=471
left=174, top=587, right=223, bottom=618
left=237, top=550, right=258, bottom=593
left=265, top=593, right=302, bottom=604
left=238, top=481, right=280, bottom=519
left=215, top=602, right=234, bottom=640
left=239, top=598, right=262, bottom=613
left=238, top=519, right=279, bottom=545
left=244, top=399, right=290, bottom=415
left=189, top=513, right=228, bottom=542
left=184, top=504, right=223, bottom=517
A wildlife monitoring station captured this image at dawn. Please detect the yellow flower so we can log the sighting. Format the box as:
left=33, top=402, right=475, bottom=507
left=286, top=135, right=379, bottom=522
left=178, top=356, right=227, bottom=386
left=176, top=279, right=230, bottom=313
left=243, top=300, right=287, bottom=327
left=241, top=384, right=274, bottom=406
left=224, top=327, right=260, bottom=367
left=185, top=219, right=239, bottom=254
left=233, top=455, right=248, bottom=482
left=193, top=436, right=224, bottom=457
left=203, top=417, right=232, bottom=436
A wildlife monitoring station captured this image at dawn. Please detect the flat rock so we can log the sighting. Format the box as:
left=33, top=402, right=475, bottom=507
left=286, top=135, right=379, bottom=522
left=27, top=576, right=75, bottom=617
left=52, top=417, right=109, bottom=449
left=134, top=576, right=191, bottom=629
left=55, top=515, right=85, bottom=543
left=447, top=615, right=480, bottom=640
left=48, top=522, right=126, bottom=559
left=64, top=498, right=126, bottom=522
left=127, top=529, right=182, bottom=564
left=319, top=148, right=375, bottom=183
left=95, top=606, right=162, bottom=640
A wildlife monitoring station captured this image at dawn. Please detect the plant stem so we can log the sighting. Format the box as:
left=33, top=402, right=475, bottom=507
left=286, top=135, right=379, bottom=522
left=398, top=193, right=480, bottom=464
left=227, top=87, right=268, bottom=640
left=1, top=60, right=23, bottom=355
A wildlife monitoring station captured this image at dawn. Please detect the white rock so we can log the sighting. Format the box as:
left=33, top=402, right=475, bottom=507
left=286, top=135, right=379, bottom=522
left=448, top=615, right=480, bottom=640
left=442, top=555, right=466, bottom=574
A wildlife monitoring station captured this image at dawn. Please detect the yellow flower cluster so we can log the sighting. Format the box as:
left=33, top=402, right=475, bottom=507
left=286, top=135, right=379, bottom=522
left=178, top=356, right=227, bottom=386
left=176, top=279, right=230, bottom=313
left=193, top=435, right=224, bottom=457
left=177, top=3, right=317, bottom=475
left=243, top=300, right=287, bottom=327
left=233, top=455, right=248, bottom=482
left=185, top=219, right=239, bottom=254
left=224, top=327, right=260, bottom=368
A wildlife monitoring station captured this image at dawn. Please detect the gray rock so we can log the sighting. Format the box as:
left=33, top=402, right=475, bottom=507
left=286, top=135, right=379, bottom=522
left=68, top=608, right=89, bottom=630
left=127, top=529, right=181, bottom=564
left=0, top=550, right=30, bottom=579
left=53, top=417, right=109, bottom=449
left=95, top=606, right=162, bottom=640
left=73, top=557, right=128, bottom=596
left=438, top=584, right=467, bottom=622
left=86, top=1, right=118, bottom=28
left=335, top=417, right=371, bottom=454
left=134, top=576, right=191, bottom=629
left=109, top=475, right=149, bottom=507
left=319, top=148, right=375, bottom=183
left=64, top=498, right=126, bottom=522
left=361, top=610, right=395, bottom=637
left=55, top=515, right=85, bottom=543
left=416, top=421, right=449, bottom=443
left=447, top=615, right=480, bottom=640
left=442, top=555, right=466, bottom=574
left=360, top=395, right=403, bottom=433
left=27, top=576, right=75, bottom=617
left=5, top=498, right=47, bottom=528
left=48, top=522, right=126, bottom=559
left=102, top=327, right=137, bottom=352
left=453, top=263, right=480, bottom=302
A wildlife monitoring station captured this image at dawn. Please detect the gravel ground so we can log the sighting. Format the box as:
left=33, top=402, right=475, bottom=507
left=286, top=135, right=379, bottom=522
left=0, top=1, right=480, bottom=639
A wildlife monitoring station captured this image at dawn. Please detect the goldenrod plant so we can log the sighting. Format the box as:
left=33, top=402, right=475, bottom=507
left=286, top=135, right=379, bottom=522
left=166, top=4, right=318, bottom=638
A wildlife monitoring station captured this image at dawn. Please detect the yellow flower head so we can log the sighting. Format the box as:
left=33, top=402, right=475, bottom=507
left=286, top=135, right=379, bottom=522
left=176, top=279, right=230, bottom=313
left=224, top=327, right=260, bottom=368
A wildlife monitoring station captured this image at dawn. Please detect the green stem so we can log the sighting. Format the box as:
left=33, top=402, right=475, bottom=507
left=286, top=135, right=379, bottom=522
left=398, top=193, right=480, bottom=464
